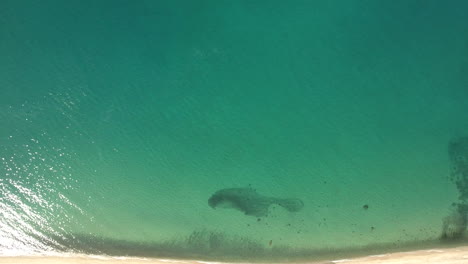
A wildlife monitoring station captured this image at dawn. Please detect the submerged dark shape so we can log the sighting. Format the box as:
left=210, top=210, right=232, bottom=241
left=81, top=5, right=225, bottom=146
left=448, top=137, right=468, bottom=201
left=442, top=137, right=468, bottom=240
left=208, top=188, right=304, bottom=217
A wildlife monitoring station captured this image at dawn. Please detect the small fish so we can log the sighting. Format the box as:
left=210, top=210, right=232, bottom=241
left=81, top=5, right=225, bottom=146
left=208, top=188, right=304, bottom=217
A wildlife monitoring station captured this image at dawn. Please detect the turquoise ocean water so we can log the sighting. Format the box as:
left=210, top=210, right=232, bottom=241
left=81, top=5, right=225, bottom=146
left=1, top=0, right=468, bottom=261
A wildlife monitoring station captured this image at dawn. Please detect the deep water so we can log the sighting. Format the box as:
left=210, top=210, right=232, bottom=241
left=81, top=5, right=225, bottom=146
left=1, top=0, right=468, bottom=260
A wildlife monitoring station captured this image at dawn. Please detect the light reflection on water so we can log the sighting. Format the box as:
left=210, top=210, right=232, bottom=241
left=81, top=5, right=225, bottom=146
left=0, top=122, right=86, bottom=255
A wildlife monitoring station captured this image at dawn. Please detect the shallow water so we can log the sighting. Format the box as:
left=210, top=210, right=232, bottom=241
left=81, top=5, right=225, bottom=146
left=1, top=0, right=468, bottom=261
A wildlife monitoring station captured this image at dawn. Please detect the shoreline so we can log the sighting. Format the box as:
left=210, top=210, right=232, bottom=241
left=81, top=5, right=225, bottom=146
left=2, top=246, right=468, bottom=264
left=32, top=232, right=468, bottom=262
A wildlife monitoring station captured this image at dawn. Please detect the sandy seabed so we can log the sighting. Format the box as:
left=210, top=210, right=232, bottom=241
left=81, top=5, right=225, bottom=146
left=1, top=246, right=468, bottom=264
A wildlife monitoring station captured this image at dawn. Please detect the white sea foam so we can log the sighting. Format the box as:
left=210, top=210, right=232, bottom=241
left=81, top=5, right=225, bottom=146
left=331, top=259, right=352, bottom=263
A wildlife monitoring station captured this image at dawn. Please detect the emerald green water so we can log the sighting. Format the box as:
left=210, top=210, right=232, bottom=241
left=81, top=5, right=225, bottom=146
left=1, top=0, right=468, bottom=261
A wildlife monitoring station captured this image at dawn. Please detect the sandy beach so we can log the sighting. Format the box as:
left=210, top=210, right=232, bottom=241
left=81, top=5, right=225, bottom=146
left=1, top=246, right=468, bottom=264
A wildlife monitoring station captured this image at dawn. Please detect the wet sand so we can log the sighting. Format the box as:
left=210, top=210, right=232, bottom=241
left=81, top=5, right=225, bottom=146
left=333, top=246, right=468, bottom=263
left=1, top=246, right=468, bottom=264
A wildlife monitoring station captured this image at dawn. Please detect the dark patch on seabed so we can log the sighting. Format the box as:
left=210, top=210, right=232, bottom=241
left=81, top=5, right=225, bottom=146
left=49, top=231, right=468, bottom=262
left=442, top=137, right=468, bottom=240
